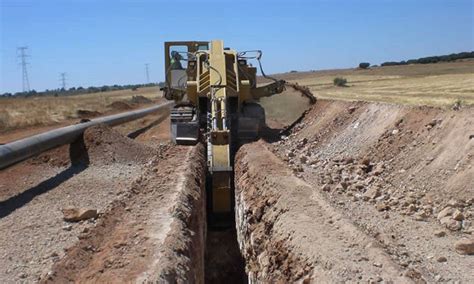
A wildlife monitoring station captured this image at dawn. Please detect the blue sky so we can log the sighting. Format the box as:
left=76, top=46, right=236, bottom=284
left=1, top=0, right=473, bottom=93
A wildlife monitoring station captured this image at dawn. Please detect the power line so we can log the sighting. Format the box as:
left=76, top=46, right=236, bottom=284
left=59, top=72, right=67, bottom=90
left=145, top=63, right=150, bottom=83
left=17, top=46, right=30, bottom=92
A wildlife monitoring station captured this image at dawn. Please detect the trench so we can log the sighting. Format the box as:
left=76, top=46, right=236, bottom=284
left=203, top=169, right=248, bottom=283
left=204, top=228, right=247, bottom=283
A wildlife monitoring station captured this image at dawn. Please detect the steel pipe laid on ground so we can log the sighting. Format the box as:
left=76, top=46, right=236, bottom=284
left=0, top=101, right=174, bottom=170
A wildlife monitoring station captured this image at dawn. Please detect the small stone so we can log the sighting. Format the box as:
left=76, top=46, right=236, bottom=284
left=62, top=225, right=72, bottom=231
left=321, top=184, right=331, bottom=192
left=454, top=238, right=474, bottom=255
left=434, top=230, right=446, bottom=237
left=437, top=207, right=455, bottom=220
left=376, top=203, right=390, bottom=212
left=62, top=208, right=98, bottom=222
left=18, top=272, right=27, bottom=279
left=363, top=187, right=380, bottom=200
left=452, top=209, right=464, bottom=221
left=414, top=211, right=428, bottom=221
left=440, top=216, right=462, bottom=231
left=392, top=129, right=399, bottom=135
left=373, top=262, right=382, bottom=268
left=436, top=256, right=447, bottom=263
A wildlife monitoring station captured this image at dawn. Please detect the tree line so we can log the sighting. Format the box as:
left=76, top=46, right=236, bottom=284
left=380, top=51, right=474, bottom=67
left=1, top=82, right=165, bottom=98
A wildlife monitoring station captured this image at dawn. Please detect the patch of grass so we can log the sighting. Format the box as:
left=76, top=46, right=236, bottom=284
left=333, top=77, right=348, bottom=87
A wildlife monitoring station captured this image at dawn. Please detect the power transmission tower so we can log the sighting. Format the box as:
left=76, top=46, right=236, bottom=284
left=145, top=63, right=150, bottom=83
left=59, top=72, right=67, bottom=90
left=17, top=46, right=31, bottom=92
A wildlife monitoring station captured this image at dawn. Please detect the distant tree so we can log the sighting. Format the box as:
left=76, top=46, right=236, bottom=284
left=333, top=77, right=348, bottom=87
left=358, top=62, right=370, bottom=69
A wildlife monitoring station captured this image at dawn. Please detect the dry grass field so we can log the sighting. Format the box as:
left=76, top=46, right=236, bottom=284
left=0, top=87, right=161, bottom=132
left=272, top=60, right=474, bottom=107
left=1, top=61, right=472, bottom=134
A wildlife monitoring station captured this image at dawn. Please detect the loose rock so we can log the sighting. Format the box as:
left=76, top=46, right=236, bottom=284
left=452, top=209, right=464, bottom=221
left=62, top=208, right=98, bottom=222
left=439, top=217, right=462, bottom=231
left=437, top=207, right=455, bottom=220
left=453, top=238, right=474, bottom=255
left=363, top=187, right=380, bottom=200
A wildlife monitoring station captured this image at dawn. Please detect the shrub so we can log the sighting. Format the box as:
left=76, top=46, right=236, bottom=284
left=333, top=77, right=348, bottom=87
left=358, top=62, right=370, bottom=69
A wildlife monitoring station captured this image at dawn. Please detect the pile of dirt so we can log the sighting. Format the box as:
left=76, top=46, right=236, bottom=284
left=42, top=145, right=207, bottom=283
left=130, top=95, right=152, bottom=104
left=262, top=99, right=473, bottom=282
left=82, top=124, right=161, bottom=165
left=235, top=141, right=409, bottom=283
left=107, top=101, right=133, bottom=111
left=76, top=109, right=102, bottom=119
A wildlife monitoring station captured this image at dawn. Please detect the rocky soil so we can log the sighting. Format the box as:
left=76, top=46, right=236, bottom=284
left=235, top=99, right=473, bottom=282
left=0, top=113, right=207, bottom=283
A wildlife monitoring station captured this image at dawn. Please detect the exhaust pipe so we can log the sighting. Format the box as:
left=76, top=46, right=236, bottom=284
left=0, top=101, right=174, bottom=170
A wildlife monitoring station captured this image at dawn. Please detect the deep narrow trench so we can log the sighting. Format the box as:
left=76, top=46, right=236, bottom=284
left=204, top=228, right=247, bottom=283
left=203, top=148, right=248, bottom=283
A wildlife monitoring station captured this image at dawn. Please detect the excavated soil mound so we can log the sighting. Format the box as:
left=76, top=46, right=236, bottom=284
left=76, top=109, right=102, bottom=119
left=130, top=95, right=152, bottom=104
left=236, top=99, right=473, bottom=282
left=107, top=101, right=133, bottom=111
left=30, top=124, right=160, bottom=168
left=41, top=145, right=206, bottom=283
left=82, top=124, right=160, bottom=165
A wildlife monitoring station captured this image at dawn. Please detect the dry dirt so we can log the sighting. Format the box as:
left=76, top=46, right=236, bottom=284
left=235, top=98, right=473, bottom=282
left=0, top=110, right=207, bottom=283
left=1, top=62, right=473, bottom=283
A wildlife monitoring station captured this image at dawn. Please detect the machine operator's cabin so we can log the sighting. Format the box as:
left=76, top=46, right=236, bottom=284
left=166, top=42, right=209, bottom=90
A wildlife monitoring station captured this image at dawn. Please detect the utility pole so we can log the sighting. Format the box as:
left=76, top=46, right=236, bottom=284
left=145, top=63, right=150, bottom=83
left=17, top=46, right=30, bottom=92
left=59, top=72, right=67, bottom=90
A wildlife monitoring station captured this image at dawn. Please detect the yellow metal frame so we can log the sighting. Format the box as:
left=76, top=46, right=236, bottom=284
left=164, top=39, right=285, bottom=215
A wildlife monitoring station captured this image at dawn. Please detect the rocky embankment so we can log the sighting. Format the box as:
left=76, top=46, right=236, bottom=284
left=235, top=100, right=473, bottom=282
